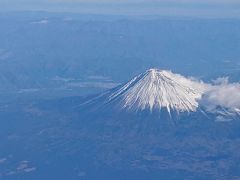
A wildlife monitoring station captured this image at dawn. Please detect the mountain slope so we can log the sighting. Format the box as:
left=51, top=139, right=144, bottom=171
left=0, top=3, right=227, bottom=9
left=83, top=69, right=206, bottom=115
left=108, top=69, right=206, bottom=113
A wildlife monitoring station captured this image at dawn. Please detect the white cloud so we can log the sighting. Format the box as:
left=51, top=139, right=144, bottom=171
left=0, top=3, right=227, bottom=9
left=16, top=161, right=36, bottom=173
left=32, top=19, right=49, bottom=24
left=51, top=76, right=77, bottom=82
left=87, top=75, right=110, bottom=81
left=67, top=82, right=120, bottom=89
left=212, top=77, right=229, bottom=85
left=201, top=78, right=240, bottom=112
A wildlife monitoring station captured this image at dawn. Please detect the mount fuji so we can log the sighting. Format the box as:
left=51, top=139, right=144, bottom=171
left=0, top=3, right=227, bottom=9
left=109, top=69, right=206, bottom=112
left=81, top=68, right=208, bottom=117
left=79, top=68, right=240, bottom=122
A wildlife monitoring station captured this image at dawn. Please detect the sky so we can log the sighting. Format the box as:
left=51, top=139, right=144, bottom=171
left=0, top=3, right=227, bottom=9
left=0, top=0, right=240, bottom=17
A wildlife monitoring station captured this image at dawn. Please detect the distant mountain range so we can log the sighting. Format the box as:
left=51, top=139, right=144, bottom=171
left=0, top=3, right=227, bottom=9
left=0, top=12, right=240, bottom=93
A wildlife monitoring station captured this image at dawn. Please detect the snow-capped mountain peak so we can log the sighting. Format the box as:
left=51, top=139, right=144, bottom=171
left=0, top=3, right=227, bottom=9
left=107, top=68, right=206, bottom=113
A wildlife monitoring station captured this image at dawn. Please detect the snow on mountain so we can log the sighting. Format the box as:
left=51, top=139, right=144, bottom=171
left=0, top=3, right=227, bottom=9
left=105, top=68, right=207, bottom=113
left=80, top=68, right=240, bottom=121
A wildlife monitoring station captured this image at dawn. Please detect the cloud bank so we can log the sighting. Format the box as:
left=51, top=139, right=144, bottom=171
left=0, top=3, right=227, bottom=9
left=201, top=77, right=240, bottom=113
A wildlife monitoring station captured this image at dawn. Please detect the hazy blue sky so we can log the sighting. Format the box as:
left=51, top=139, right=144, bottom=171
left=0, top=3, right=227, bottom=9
left=0, top=0, right=240, bottom=17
